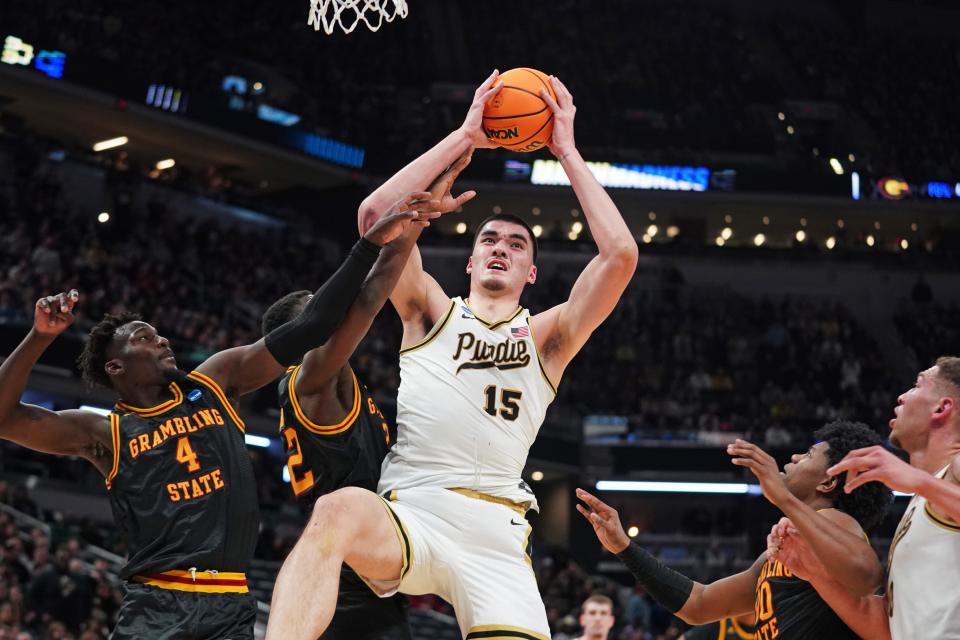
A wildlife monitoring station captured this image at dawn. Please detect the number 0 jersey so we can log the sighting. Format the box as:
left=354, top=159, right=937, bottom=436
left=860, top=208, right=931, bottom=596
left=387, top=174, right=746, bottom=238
left=278, top=365, right=393, bottom=504
left=377, top=297, right=556, bottom=510
left=105, top=371, right=259, bottom=580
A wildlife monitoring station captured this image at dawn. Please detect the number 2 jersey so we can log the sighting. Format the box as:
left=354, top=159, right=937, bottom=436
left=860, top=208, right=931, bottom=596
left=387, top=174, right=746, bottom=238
left=278, top=365, right=393, bottom=504
left=105, top=371, right=259, bottom=581
left=377, top=297, right=556, bottom=510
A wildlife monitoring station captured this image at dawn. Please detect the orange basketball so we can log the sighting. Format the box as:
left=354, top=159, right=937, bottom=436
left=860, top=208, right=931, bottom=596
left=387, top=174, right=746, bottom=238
left=482, top=67, right=556, bottom=153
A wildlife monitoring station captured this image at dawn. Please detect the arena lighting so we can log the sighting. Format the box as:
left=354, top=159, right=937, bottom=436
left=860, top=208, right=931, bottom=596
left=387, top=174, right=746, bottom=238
left=826, top=236, right=837, bottom=250
left=572, top=221, right=584, bottom=234
left=531, top=160, right=710, bottom=192
left=786, top=126, right=795, bottom=135
left=531, top=471, right=544, bottom=482
left=493, top=205, right=502, bottom=214
left=155, top=158, right=176, bottom=170
left=837, top=219, right=845, bottom=228
left=596, top=480, right=762, bottom=495
left=282, top=467, right=290, bottom=483
left=531, top=207, right=541, bottom=216
left=666, top=225, right=680, bottom=238
left=879, top=177, right=909, bottom=200
left=532, top=224, right=543, bottom=238
left=829, top=158, right=844, bottom=175
left=911, top=222, right=918, bottom=232
left=97, top=212, right=110, bottom=224
left=567, top=230, right=578, bottom=241
left=720, top=227, right=733, bottom=240
left=866, top=235, right=876, bottom=247
left=715, top=237, right=725, bottom=247
left=753, top=233, right=766, bottom=247
left=724, top=214, right=733, bottom=224
left=762, top=216, right=770, bottom=225
left=777, top=112, right=785, bottom=121
left=646, top=224, right=658, bottom=237
left=848, top=153, right=856, bottom=162
left=851, top=171, right=861, bottom=200
left=795, top=230, right=806, bottom=242
left=627, top=526, right=640, bottom=538
left=800, top=217, right=807, bottom=227
left=648, top=211, right=657, bottom=221
left=455, top=222, right=467, bottom=234
left=900, top=239, right=909, bottom=250
left=244, top=434, right=271, bottom=448
left=874, top=221, right=881, bottom=230
left=92, top=136, right=128, bottom=152
left=641, top=234, right=652, bottom=244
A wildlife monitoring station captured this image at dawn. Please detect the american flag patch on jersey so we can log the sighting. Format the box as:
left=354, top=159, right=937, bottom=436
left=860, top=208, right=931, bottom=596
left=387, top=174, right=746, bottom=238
left=511, top=326, right=529, bottom=338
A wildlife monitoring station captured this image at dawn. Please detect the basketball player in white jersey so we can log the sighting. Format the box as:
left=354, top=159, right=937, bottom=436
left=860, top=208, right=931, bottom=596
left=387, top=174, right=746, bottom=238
left=769, top=356, right=960, bottom=639
left=265, top=71, right=638, bottom=640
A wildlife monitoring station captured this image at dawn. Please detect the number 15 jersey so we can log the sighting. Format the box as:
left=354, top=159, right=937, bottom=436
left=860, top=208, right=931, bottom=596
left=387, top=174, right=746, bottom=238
left=378, top=297, right=556, bottom=510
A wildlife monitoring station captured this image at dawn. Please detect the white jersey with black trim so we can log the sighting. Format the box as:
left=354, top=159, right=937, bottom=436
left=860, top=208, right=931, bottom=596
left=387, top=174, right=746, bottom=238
left=378, top=296, right=556, bottom=510
left=888, top=463, right=960, bottom=640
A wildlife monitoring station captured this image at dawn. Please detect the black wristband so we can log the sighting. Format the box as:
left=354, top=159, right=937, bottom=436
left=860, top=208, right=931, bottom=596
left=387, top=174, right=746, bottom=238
left=264, top=238, right=382, bottom=366
left=616, top=542, right=694, bottom=613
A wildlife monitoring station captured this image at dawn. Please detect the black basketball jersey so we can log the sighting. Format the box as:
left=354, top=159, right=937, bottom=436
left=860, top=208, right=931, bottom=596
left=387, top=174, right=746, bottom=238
left=754, top=558, right=858, bottom=639
left=278, top=365, right=392, bottom=505
left=683, top=617, right=755, bottom=640
left=105, top=371, right=260, bottom=580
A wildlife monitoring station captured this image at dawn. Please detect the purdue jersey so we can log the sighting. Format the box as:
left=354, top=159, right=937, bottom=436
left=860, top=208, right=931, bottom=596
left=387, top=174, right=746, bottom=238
left=378, top=297, right=556, bottom=510
left=888, top=464, right=960, bottom=640
left=278, top=365, right=393, bottom=504
left=105, top=371, right=259, bottom=580
left=754, top=557, right=857, bottom=639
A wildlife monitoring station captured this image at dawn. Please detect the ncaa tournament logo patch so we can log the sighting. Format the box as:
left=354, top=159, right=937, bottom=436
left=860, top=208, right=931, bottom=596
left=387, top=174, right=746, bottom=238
left=187, top=389, right=203, bottom=402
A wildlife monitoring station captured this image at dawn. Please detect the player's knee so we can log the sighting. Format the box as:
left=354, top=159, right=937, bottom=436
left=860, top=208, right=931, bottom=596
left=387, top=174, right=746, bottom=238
left=307, top=486, right=375, bottom=538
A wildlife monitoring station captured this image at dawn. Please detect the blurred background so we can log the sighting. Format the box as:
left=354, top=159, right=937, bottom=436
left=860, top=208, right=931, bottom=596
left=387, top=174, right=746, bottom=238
left=0, top=0, right=958, bottom=637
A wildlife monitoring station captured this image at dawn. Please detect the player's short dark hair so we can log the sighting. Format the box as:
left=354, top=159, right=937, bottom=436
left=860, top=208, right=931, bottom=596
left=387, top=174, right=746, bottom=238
left=472, top=213, right=539, bottom=261
left=814, top=420, right=892, bottom=531
left=581, top=593, right=614, bottom=613
left=261, top=290, right=311, bottom=336
left=77, top=312, right=142, bottom=389
left=935, top=356, right=960, bottom=392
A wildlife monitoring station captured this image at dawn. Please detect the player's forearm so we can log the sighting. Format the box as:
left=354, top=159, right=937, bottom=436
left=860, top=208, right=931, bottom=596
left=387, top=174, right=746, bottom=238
left=0, top=330, right=53, bottom=430
left=358, top=130, right=472, bottom=233
left=777, top=495, right=883, bottom=596
left=559, top=151, right=637, bottom=265
left=618, top=542, right=699, bottom=621
left=808, top=576, right=891, bottom=640
left=917, top=473, right=960, bottom=523
left=356, top=228, right=423, bottom=313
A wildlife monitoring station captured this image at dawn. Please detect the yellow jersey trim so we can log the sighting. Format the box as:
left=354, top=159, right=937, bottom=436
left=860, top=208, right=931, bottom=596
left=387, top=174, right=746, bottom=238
left=104, top=413, right=121, bottom=489
left=924, top=502, right=960, bottom=532
left=729, top=617, right=754, bottom=640
left=132, top=569, right=248, bottom=593
left=186, top=371, right=246, bottom=433
left=115, top=383, right=183, bottom=417
left=448, top=488, right=531, bottom=516
left=288, top=366, right=361, bottom=435
left=399, top=299, right=456, bottom=355
left=523, top=317, right=557, bottom=396
left=465, top=624, right=550, bottom=640
left=378, top=495, right=413, bottom=581
left=462, top=298, right=524, bottom=330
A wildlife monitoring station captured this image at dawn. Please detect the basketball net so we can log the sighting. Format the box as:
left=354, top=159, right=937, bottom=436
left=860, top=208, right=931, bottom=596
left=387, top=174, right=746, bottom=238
left=308, top=0, right=408, bottom=34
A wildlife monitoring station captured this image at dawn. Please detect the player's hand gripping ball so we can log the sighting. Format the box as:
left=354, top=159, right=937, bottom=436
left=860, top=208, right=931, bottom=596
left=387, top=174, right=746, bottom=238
left=482, top=67, right=556, bottom=153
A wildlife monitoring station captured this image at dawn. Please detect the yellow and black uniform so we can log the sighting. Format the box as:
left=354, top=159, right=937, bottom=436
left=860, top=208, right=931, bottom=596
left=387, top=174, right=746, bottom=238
left=683, top=617, right=755, bottom=640
left=753, top=558, right=857, bottom=640
left=279, top=365, right=409, bottom=640
left=106, top=371, right=259, bottom=640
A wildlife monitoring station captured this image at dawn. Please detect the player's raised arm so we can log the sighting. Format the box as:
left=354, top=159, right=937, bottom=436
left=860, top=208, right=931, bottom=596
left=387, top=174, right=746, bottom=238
left=0, top=291, right=111, bottom=467
left=531, top=77, right=638, bottom=382
left=575, top=488, right=757, bottom=625
left=357, top=74, right=500, bottom=329
left=296, top=192, right=441, bottom=394
left=196, top=203, right=440, bottom=397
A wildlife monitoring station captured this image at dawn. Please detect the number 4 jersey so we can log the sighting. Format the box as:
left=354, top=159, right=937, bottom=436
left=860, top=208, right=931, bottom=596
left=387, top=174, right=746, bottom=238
left=378, top=297, right=556, bottom=510
left=105, top=371, right=260, bottom=581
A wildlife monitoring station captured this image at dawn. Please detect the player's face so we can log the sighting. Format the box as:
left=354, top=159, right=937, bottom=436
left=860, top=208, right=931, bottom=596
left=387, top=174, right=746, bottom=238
left=889, top=366, right=941, bottom=448
left=467, top=220, right=536, bottom=294
left=108, top=321, right=178, bottom=384
left=782, top=441, right=834, bottom=499
left=579, top=603, right=614, bottom=637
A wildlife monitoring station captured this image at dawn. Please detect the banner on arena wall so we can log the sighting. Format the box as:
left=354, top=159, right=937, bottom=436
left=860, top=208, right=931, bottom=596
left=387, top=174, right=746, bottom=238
left=531, top=160, right=711, bottom=192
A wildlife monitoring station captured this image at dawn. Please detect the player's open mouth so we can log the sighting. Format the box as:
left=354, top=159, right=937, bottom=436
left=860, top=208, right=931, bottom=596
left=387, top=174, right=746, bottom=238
left=486, top=259, right=508, bottom=272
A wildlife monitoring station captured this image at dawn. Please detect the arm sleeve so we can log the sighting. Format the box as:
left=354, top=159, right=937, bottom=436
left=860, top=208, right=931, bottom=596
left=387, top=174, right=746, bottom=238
left=617, top=541, right=695, bottom=613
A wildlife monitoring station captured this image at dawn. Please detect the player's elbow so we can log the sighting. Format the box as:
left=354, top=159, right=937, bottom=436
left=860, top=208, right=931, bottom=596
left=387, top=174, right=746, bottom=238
left=357, top=198, right=382, bottom=235
left=848, top=557, right=885, bottom=597
left=607, top=239, right=639, bottom=276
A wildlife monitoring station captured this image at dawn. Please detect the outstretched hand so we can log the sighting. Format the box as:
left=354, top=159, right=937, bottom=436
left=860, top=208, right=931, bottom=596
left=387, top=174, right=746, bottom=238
left=575, top=488, right=631, bottom=554
left=363, top=192, right=441, bottom=246
left=828, top=445, right=927, bottom=495
left=460, top=70, right=503, bottom=149
left=538, top=75, right=577, bottom=159
left=33, top=290, right=79, bottom=337
left=727, top=439, right=793, bottom=508
left=428, top=150, right=477, bottom=213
